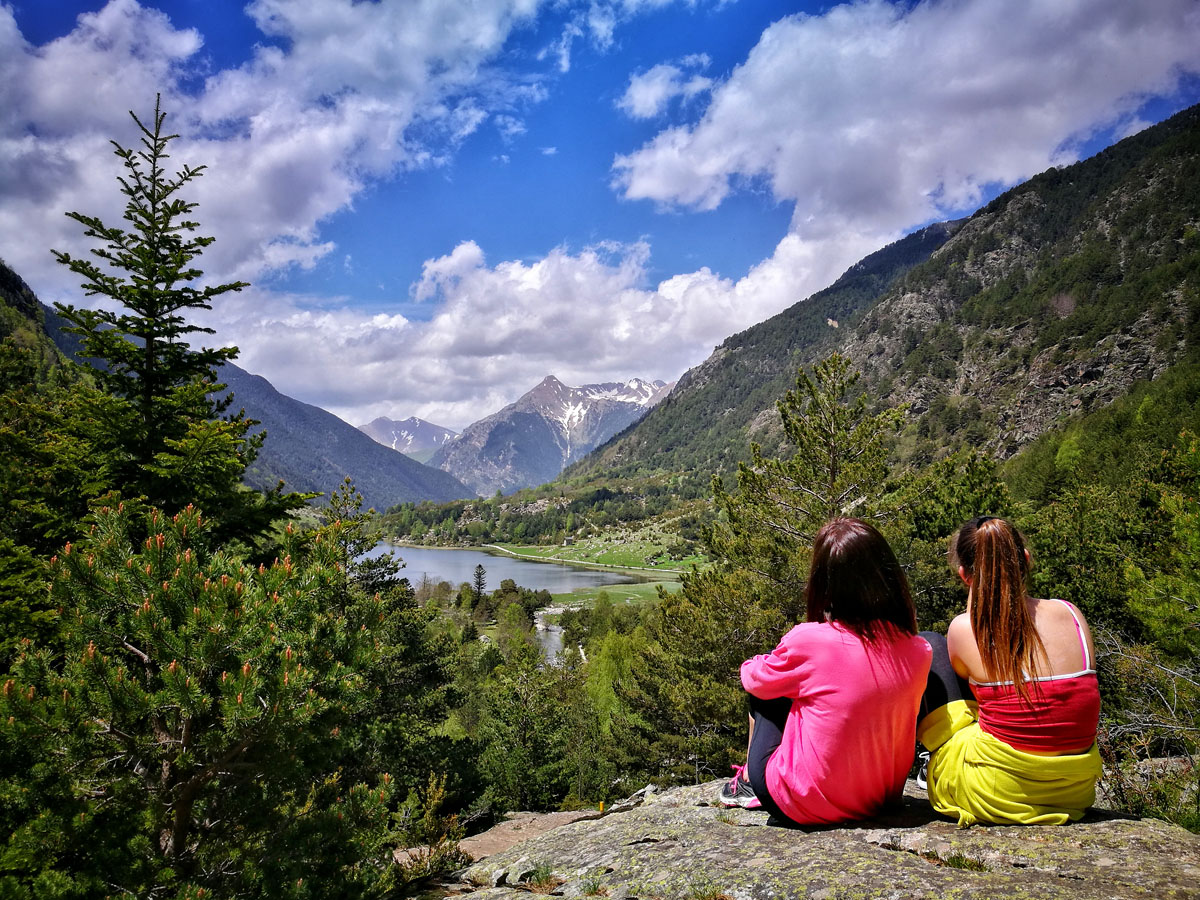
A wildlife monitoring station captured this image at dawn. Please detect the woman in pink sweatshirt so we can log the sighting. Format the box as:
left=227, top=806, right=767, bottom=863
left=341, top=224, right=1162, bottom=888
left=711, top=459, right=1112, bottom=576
left=719, top=518, right=932, bottom=824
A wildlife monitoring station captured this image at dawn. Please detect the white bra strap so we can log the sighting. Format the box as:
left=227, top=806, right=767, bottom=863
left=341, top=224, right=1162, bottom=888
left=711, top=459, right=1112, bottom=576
left=1055, top=598, right=1090, bottom=670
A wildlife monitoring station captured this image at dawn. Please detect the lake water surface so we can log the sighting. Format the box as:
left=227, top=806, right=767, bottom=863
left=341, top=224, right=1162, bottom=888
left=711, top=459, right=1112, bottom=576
left=362, top=543, right=654, bottom=663
left=363, top=543, right=645, bottom=593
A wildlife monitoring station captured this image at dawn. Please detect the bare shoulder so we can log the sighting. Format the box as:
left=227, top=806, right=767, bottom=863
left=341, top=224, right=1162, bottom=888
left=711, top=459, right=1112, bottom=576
left=1060, top=598, right=1093, bottom=629
left=1056, top=597, right=1097, bottom=651
left=946, top=612, right=980, bottom=679
left=1035, top=597, right=1091, bottom=630
left=1034, top=597, right=1097, bottom=671
left=946, top=612, right=972, bottom=642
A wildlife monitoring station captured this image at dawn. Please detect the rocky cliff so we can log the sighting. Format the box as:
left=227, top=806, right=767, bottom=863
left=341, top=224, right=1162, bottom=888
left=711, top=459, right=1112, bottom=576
left=450, top=781, right=1200, bottom=899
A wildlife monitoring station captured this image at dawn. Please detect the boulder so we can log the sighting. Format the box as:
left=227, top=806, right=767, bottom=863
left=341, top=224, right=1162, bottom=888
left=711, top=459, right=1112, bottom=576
left=454, top=780, right=1200, bottom=899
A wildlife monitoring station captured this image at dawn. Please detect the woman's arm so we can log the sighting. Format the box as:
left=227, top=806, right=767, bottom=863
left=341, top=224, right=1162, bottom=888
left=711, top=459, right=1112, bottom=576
left=945, top=613, right=979, bottom=682
left=740, top=627, right=808, bottom=700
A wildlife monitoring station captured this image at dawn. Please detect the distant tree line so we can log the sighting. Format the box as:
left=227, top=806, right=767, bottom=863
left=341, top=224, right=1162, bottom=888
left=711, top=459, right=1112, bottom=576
left=381, top=475, right=710, bottom=547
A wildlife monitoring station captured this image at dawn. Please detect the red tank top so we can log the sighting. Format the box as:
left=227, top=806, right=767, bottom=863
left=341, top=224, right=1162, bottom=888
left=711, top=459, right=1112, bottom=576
left=971, top=600, right=1100, bottom=754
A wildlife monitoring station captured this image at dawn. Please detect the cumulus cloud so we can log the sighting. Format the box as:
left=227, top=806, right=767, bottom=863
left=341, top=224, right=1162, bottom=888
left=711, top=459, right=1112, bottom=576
left=613, top=0, right=1200, bottom=235
left=203, top=233, right=863, bottom=429
left=0, top=0, right=549, bottom=292
left=617, top=57, right=713, bottom=119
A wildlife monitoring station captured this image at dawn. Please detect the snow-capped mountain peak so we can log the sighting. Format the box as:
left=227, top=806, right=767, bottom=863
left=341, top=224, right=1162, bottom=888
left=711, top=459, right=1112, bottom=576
left=429, top=374, right=676, bottom=495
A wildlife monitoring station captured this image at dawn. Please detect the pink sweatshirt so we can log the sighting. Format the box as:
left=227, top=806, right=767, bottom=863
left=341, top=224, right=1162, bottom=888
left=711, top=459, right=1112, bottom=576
left=741, top=621, right=932, bottom=824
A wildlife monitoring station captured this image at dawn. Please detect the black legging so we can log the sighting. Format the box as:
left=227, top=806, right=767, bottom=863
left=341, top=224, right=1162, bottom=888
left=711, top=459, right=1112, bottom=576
left=744, top=693, right=796, bottom=823
left=919, top=630, right=973, bottom=723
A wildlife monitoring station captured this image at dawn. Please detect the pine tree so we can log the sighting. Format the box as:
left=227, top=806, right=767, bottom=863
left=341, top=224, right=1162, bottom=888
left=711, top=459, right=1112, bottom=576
left=473, top=563, right=487, bottom=607
left=708, top=352, right=903, bottom=621
left=0, top=502, right=404, bottom=898
left=51, top=96, right=297, bottom=543
left=633, top=354, right=904, bottom=783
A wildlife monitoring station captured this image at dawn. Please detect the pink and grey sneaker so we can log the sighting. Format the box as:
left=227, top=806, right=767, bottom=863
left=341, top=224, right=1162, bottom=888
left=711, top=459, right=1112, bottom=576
left=718, top=764, right=761, bottom=809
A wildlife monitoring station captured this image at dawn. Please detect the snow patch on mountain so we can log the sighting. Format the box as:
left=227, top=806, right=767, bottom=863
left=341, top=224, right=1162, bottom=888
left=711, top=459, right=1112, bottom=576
left=358, top=416, right=459, bottom=459
left=429, top=375, right=676, bottom=495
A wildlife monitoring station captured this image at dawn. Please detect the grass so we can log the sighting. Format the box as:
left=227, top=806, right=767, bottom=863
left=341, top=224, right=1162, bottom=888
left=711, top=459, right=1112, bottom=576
left=944, top=853, right=989, bottom=872
left=548, top=581, right=681, bottom=608
left=684, top=878, right=733, bottom=900
left=580, top=878, right=608, bottom=896
left=491, top=517, right=708, bottom=572
left=523, top=864, right=563, bottom=894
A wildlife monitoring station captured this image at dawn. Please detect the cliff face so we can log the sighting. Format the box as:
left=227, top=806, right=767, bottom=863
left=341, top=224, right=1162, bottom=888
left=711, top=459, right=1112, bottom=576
left=453, top=781, right=1200, bottom=899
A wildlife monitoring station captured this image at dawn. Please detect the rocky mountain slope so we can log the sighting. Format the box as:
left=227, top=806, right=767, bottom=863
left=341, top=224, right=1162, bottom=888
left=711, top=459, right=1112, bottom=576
left=358, top=415, right=458, bottom=462
left=452, top=780, right=1200, bottom=900
left=431, top=375, right=673, bottom=496
left=573, top=103, right=1200, bottom=481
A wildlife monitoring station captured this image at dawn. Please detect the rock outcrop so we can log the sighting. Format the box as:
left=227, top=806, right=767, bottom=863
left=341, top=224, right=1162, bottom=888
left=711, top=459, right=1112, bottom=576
left=453, top=781, right=1200, bottom=899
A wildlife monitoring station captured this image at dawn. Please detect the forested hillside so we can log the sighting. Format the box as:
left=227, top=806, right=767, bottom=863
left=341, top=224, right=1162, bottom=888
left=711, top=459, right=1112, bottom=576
left=26, top=293, right=471, bottom=509
left=575, top=103, right=1200, bottom=481
left=217, top=362, right=470, bottom=508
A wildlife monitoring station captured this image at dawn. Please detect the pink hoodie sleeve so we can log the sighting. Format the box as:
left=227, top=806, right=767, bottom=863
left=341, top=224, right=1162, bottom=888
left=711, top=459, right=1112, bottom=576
left=740, top=626, right=808, bottom=699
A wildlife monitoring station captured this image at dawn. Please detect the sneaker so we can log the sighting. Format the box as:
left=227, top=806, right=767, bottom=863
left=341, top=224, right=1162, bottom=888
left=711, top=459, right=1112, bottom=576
left=718, top=764, right=761, bottom=809
left=915, top=750, right=930, bottom=791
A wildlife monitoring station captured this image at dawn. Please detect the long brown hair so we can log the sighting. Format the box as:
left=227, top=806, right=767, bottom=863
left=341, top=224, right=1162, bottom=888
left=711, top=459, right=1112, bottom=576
left=951, top=516, right=1044, bottom=698
left=806, top=518, right=917, bottom=641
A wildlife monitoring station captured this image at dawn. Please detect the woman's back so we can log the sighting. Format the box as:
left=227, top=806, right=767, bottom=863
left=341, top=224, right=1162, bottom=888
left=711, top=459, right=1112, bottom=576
left=742, top=621, right=931, bottom=822
left=947, top=596, right=1096, bottom=683
left=950, top=598, right=1100, bottom=755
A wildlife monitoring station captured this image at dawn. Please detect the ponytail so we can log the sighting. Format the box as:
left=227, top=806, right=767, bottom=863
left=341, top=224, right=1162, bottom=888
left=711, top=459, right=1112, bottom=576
left=951, top=517, right=1043, bottom=700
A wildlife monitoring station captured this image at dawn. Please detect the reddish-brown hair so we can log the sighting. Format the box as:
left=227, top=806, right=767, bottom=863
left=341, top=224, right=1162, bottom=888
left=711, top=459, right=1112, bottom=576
left=951, top=516, right=1044, bottom=699
left=805, top=518, right=917, bottom=640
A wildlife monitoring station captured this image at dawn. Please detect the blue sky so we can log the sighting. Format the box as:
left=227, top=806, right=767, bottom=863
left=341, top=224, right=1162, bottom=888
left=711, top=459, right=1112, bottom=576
left=3, top=0, right=1200, bottom=429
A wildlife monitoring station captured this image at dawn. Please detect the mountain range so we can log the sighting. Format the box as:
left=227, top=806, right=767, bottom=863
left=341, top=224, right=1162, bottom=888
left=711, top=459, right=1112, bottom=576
left=214, top=364, right=469, bottom=510
left=429, top=375, right=674, bottom=496
left=357, top=416, right=458, bottom=463
left=570, top=102, right=1200, bottom=484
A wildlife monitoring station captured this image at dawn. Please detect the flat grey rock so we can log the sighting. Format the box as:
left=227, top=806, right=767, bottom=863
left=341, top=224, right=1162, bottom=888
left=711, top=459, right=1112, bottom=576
left=455, top=780, right=1200, bottom=899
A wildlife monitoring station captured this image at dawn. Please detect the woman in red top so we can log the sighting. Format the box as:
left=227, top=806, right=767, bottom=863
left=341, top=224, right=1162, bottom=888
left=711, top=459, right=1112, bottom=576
left=719, top=518, right=932, bottom=824
left=917, top=516, right=1102, bottom=826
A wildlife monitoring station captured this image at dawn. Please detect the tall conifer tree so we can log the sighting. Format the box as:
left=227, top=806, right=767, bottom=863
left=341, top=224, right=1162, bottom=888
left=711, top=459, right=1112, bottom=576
left=51, top=96, right=295, bottom=541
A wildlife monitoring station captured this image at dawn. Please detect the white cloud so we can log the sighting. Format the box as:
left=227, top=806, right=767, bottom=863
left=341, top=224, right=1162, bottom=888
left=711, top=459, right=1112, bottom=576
left=541, top=145, right=558, bottom=155
left=0, top=0, right=550, bottom=292
left=613, top=0, right=1200, bottom=236
left=541, top=19, right=583, bottom=73
left=617, top=59, right=713, bottom=119
left=494, top=114, right=527, bottom=138
left=206, top=221, right=886, bottom=429
left=584, top=0, right=680, bottom=47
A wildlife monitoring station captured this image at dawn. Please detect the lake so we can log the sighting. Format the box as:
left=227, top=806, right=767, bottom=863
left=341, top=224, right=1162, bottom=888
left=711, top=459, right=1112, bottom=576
left=364, top=543, right=659, bottom=663
left=363, top=542, right=646, bottom=593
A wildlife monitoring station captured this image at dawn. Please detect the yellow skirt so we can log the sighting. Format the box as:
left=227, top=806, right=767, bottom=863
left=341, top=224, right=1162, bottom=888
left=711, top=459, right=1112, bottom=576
left=917, top=700, right=1102, bottom=827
